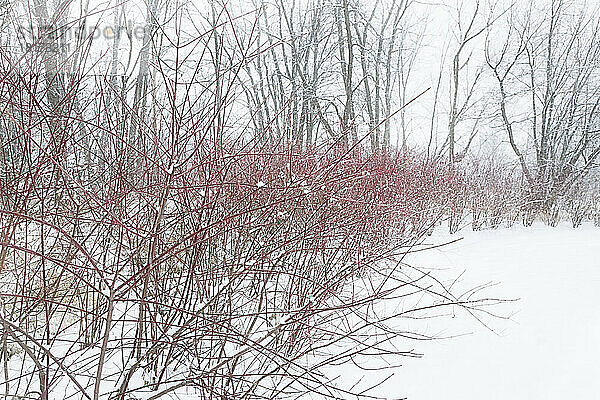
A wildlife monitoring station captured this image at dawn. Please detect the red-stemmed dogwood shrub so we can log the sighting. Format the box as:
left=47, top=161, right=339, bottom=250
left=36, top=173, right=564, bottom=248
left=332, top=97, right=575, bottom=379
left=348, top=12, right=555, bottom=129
left=0, top=12, right=501, bottom=400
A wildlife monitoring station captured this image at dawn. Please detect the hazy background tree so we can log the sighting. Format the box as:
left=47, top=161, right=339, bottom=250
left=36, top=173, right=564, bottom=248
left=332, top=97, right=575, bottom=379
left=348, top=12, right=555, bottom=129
left=486, top=0, right=600, bottom=223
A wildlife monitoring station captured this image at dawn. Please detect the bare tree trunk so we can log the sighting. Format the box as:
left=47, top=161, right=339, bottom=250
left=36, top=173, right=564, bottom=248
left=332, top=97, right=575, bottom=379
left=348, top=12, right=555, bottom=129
left=336, top=0, right=356, bottom=145
left=354, top=1, right=378, bottom=149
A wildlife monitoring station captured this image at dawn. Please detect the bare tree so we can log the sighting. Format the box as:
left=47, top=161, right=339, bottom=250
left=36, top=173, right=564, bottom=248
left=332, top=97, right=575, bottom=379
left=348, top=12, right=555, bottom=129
left=335, top=0, right=357, bottom=145
left=486, top=0, right=600, bottom=222
left=445, top=0, right=493, bottom=163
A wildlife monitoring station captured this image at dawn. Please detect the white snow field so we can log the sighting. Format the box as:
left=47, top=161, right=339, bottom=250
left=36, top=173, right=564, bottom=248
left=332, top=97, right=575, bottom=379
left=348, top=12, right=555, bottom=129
left=339, top=223, right=600, bottom=400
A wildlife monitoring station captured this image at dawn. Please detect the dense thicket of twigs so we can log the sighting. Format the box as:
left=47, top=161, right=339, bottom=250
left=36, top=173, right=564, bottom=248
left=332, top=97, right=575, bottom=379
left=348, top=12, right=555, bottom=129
left=0, top=0, right=598, bottom=398
left=0, top=22, right=500, bottom=400
left=0, top=68, right=499, bottom=398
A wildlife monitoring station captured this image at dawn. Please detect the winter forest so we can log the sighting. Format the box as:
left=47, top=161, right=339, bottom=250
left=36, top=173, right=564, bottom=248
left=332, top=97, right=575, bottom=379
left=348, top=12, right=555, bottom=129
left=0, top=0, right=599, bottom=398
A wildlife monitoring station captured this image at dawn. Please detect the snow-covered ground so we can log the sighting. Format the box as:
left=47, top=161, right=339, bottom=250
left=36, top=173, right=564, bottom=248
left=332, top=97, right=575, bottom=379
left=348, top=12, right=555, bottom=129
left=346, top=223, right=600, bottom=399
left=4, top=223, right=598, bottom=399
